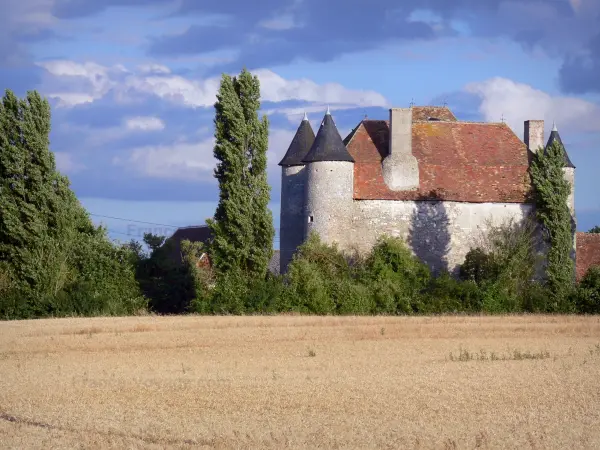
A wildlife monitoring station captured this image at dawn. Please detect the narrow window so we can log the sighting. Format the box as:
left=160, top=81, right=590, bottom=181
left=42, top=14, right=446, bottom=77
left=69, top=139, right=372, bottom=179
left=308, top=215, right=314, bottom=223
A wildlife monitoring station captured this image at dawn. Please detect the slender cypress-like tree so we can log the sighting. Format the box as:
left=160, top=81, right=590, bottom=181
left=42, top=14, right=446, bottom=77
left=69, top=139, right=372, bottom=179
left=530, top=140, right=575, bottom=304
left=208, top=69, right=274, bottom=278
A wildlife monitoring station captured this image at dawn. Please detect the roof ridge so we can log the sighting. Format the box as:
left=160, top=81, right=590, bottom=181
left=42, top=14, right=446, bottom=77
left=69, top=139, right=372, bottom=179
left=176, top=225, right=208, bottom=230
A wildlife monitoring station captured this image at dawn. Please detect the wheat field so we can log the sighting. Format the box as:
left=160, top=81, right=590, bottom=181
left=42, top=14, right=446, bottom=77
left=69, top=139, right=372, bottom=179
left=1, top=315, right=600, bottom=449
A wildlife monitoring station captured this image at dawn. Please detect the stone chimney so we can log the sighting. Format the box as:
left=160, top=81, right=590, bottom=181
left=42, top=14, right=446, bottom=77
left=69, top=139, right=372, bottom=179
left=524, top=120, right=544, bottom=153
left=382, top=108, right=419, bottom=191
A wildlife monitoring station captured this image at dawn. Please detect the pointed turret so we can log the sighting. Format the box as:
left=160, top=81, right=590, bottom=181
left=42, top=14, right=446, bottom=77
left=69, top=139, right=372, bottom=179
left=302, top=111, right=354, bottom=163
left=545, top=122, right=575, bottom=168
left=279, top=114, right=315, bottom=166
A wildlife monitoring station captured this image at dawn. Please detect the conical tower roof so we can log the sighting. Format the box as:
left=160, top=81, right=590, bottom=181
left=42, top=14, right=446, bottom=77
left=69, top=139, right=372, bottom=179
left=545, top=123, right=575, bottom=168
left=302, top=110, right=354, bottom=163
left=279, top=113, right=316, bottom=166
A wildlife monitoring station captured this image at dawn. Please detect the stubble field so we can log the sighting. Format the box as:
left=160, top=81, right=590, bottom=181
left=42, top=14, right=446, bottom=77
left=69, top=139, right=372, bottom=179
left=1, top=315, right=600, bottom=449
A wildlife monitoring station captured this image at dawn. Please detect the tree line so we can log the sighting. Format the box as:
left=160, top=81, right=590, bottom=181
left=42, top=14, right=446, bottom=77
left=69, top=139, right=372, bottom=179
left=1, top=71, right=599, bottom=319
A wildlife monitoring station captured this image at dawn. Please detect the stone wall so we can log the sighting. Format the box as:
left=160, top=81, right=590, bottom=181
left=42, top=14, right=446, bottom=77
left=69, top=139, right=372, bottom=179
left=576, top=232, right=600, bottom=281
left=328, top=200, right=532, bottom=274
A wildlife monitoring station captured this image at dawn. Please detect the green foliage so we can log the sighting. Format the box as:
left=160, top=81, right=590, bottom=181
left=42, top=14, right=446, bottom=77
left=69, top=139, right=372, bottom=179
left=207, top=69, right=274, bottom=280
left=530, top=140, right=575, bottom=302
left=362, top=236, right=431, bottom=314
left=459, top=218, right=544, bottom=313
left=209, top=265, right=249, bottom=315
left=573, top=266, right=600, bottom=314
left=244, top=273, right=288, bottom=314
left=588, top=226, right=600, bottom=234
left=133, top=234, right=196, bottom=314
left=285, top=234, right=343, bottom=314
left=424, top=273, right=483, bottom=313
left=460, top=248, right=497, bottom=284
left=0, top=89, right=145, bottom=319
left=280, top=234, right=375, bottom=315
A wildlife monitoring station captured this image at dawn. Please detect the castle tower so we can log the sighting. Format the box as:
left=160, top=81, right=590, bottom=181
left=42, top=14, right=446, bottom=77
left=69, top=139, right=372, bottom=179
left=278, top=113, right=315, bottom=272
left=545, top=122, right=576, bottom=216
left=545, top=122, right=577, bottom=264
left=302, top=109, right=355, bottom=247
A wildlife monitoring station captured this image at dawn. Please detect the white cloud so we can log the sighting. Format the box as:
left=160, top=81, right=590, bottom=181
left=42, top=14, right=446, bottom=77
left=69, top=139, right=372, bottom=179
left=117, top=127, right=298, bottom=182
left=115, top=138, right=216, bottom=182
left=258, top=14, right=299, bottom=30
left=465, top=77, right=600, bottom=137
left=125, top=116, right=165, bottom=131
left=254, top=69, right=388, bottom=107
left=36, top=60, right=389, bottom=113
left=37, top=60, right=127, bottom=106
left=267, top=128, right=297, bottom=170
left=54, top=151, right=85, bottom=173
left=127, top=74, right=220, bottom=108
left=136, top=64, right=171, bottom=74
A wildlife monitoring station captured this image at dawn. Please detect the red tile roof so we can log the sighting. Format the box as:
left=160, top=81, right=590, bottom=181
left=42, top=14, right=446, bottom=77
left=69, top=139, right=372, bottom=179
left=411, top=106, right=457, bottom=122
left=576, top=232, right=600, bottom=281
left=345, top=108, right=532, bottom=202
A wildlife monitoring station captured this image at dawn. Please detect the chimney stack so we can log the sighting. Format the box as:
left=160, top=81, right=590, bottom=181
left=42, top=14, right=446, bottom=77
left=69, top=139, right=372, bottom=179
left=389, top=108, right=412, bottom=156
left=382, top=107, right=419, bottom=191
left=524, top=120, right=544, bottom=153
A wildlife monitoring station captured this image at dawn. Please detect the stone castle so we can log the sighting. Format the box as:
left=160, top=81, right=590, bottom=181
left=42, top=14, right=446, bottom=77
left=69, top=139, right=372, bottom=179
left=278, top=106, right=576, bottom=273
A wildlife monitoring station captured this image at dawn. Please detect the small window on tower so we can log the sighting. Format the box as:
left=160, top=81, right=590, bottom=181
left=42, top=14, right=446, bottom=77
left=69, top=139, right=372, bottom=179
left=308, top=215, right=314, bottom=223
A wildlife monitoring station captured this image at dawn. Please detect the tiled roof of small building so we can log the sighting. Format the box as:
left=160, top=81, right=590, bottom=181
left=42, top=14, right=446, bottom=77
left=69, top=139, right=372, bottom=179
left=345, top=111, right=532, bottom=203
left=164, top=225, right=280, bottom=274
left=164, top=225, right=213, bottom=263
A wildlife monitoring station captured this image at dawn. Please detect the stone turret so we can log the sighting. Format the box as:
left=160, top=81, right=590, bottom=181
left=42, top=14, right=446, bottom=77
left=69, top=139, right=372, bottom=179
left=278, top=113, right=315, bottom=272
left=302, top=109, right=354, bottom=248
left=545, top=122, right=577, bottom=264
left=545, top=122, right=575, bottom=215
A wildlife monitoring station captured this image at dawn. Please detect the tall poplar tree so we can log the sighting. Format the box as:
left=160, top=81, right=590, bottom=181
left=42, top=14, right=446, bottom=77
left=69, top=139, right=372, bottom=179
left=530, top=140, right=575, bottom=304
left=208, top=69, right=274, bottom=278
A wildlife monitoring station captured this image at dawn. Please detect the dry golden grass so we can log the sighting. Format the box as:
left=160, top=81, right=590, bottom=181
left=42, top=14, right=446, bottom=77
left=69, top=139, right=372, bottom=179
left=1, top=315, right=600, bottom=449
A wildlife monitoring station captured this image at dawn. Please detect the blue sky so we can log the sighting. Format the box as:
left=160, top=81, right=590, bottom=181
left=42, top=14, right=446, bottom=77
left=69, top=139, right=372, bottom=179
left=2, top=0, right=600, bottom=245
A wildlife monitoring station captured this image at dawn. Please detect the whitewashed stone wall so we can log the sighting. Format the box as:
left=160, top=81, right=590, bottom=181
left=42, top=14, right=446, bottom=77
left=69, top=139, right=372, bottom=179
left=329, top=200, right=533, bottom=274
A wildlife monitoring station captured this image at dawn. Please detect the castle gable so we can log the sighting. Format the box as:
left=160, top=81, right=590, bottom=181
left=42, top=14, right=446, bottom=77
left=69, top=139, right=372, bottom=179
left=346, top=110, right=532, bottom=203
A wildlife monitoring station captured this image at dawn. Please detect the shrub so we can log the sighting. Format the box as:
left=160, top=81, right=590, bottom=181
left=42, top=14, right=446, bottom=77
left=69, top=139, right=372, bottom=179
left=181, top=239, right=214, bottom=314
left=245, top=273, right=289, bottom=314
left=284, top=233, right=373, bottom=314
left=209, top=265, right=249, bottom=314
left=286, top=256, right=336, bottom=314
left=362, top=236, right=431, bottom=314
left=459, top=248, right=497, bottom=284
left=459, top=218, right=541, bottom=313
left=331, top=278, right=375, bottom=315
left=423, top=272, right=483, bottom=313
left=573, top=266, right=600, bottom=314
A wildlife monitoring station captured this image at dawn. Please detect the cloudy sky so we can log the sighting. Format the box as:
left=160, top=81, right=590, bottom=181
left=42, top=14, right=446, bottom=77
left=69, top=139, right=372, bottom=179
left=2, top=0, right=600, bottom=244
